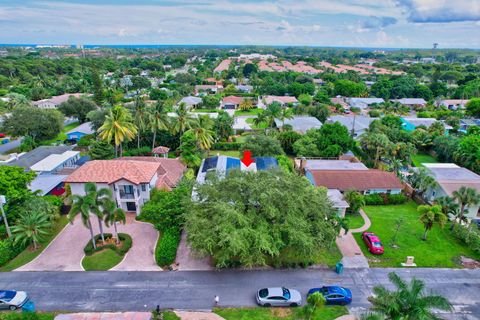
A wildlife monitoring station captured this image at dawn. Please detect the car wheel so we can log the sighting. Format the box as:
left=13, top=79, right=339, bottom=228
left=9, top=305, right=17, bottom=311
left=263, top=303, right=271, bottom=307
left=290, top=303, right=298, bottom=307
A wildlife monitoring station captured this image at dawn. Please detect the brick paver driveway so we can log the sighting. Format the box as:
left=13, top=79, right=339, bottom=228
left=16, top=214, right=161, bottom=271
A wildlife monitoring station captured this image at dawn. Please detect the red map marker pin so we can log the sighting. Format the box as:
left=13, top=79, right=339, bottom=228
left=241, top=150, right=254, bottom=167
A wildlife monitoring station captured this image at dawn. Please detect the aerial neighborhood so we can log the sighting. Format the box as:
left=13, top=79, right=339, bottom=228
left=0, top=43, right=479, bottom=319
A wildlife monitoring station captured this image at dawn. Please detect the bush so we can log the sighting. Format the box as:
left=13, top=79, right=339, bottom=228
left=212, top=142, right=241, bottom=151
left=369, top=110, right=381, bottom=117
left=123, top=146, right=152, bottom=156
left=364, top=193, right=408, bottom=205
left=0, top=238, right=24, bottom=267
left=156, top=228, right=181, bottom=267
left=83, top=233, right=132, bottom=256
left=276, top=155, right=293, bottom=173
left=452, top=224, right=480, bottom=254
left=77, top=134, right=93, bottom=147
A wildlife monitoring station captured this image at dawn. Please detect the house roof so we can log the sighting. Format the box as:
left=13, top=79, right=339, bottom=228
left=328, top=115, right=377, bottom=133
left=33, top=93, right=85, bottom=106
left=264, top=95, right=298, bottom=105
left=439, top=99, right=469, bottom=105
left=30, top=151, right=80, bottom=172
left=1, top=145, right=74, bottom=169
left=65, top=160, right=162, bottom=185
left=305, top=159, right=368, bottom=171
left=423, top=163, right=480, bottom=195
left=348, top=98, right=384, bottom=104
left=327, top=189, right=349, bottom=208
left=308, top=169, right=403, bottom=191
left=222, top=96, right=244, bottom=105
left=180, top=96, right=202, bottom=106
left=152, top=146, right=170, bottom=154
left=29, top=174, right=68, bottom=196
left=401, top=117, right=452, bottom=129
left=67, top=122, right=94, bottom=135
left=273, top=116, right=322, bottom=133
left=392, top=98, right=426, bottom=105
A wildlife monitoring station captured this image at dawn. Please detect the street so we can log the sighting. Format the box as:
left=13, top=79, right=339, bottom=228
left=0, top=268, right=479, bottom=318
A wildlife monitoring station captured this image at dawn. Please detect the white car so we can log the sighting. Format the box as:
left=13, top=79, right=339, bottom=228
left=0, top=290, right=29, bottom=311
left=256, top=287, right=302, bottom=307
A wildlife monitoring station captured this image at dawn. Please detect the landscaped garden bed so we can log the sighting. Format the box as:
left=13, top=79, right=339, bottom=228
left=353, top=201, right=480, bottom=267
left=81, top=233, right=132, bottom=271
left=214, top=305, right=348, bottom=320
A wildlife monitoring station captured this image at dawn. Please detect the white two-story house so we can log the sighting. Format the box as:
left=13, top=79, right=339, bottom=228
left=65, top=157, right=186, bottom=215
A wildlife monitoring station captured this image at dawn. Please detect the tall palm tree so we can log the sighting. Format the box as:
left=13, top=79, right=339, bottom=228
left=98, top=105, right=138, bottom=157
left=84, top=182, right=112, bottom=244
left=134, top=96, right=147, bottom=148
left=12, top=212, right=52, bottom=250
left=435, top=196, right=460, bottom=230
left=368, top=272, right=452, bottom=319
left=452, top=186, right=480, bottom=223
left=386, top=156, right=404, bottom=178
left=172, top=102, right=194, bottom=135
left=149, top=102, right=170, bottom=149
left=261, top=102, right=282, bottom=129
left=187, top=115, right=215, bottom=151
left=360, top=132, right=391, bottom=168
left=103, top=199, right=126, bottom=245
left=68, top=192, right=98, bottom=249
left=418, top=204, right=447, bottom=241
left=278, top=107, right=294, bottom=130
left=407, top=167, right=438, bottom=199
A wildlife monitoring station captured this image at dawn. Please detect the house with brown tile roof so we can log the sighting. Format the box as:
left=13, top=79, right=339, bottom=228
left=65, top=157, right=186, bottom=215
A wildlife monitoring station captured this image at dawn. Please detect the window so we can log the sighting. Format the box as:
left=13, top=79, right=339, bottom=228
left=386, top=189, right=391, bottom=194
left=259, top=289, right=268, bottom=298
left=141, top=184, right=146, bottom=192
left=282, top=288, right=291, bottom=299
left=124, top=185, right=134, bottom=194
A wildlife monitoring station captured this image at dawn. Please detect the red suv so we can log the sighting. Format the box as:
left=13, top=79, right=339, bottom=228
left=362, top=232, right=384, bottom=255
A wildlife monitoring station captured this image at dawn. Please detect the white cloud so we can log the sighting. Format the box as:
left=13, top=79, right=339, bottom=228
left=396, top=0, right=480, bottom=23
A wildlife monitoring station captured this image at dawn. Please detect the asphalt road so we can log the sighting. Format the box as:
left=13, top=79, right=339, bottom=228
left=1, top=268, right=479, bottom=319
left=0, top=138, right=22, bottom=154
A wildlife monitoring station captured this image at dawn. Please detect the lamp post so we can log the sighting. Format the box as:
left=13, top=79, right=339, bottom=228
left=0, top=195, right=11, bottom=238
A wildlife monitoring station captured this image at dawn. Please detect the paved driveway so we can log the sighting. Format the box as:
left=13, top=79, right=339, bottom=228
left=16, top=214, right=160, bottom=271
left=233, top=116, right=255, bottom=131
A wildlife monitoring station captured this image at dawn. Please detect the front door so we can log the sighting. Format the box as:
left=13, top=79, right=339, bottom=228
left=126, top=202, right=136, bottom=212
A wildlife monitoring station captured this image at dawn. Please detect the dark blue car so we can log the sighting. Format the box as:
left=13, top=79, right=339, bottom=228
left=307, top=286, right=352, bottom=305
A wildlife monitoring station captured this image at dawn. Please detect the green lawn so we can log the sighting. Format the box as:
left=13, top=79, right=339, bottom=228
left=234, top=108, right=264, bottom=116
left=0, top=215, right=69, bottom=272
left=353, top=202, right=480, bottom=267
left=82, top=248, right=123, bottom=271
left=215, top=305, right=347, bottom=320
left=209, top=150, right=241, bottom=157
left=159, top=311, right=180, bottom=320
left=246, top=118, right=268, bottom=129
left=346, top=213, right=365, bottom=230
left=411, top=153, right=439, bottom=167
left=0, top=312, right=57, bottom=320
left=191, top=109, right=219, bottom=113
left=40, top=121, right=79, bottom=145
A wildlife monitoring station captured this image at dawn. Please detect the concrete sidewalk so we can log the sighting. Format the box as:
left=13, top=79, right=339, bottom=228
left=55, top=312, right=152, bottom=320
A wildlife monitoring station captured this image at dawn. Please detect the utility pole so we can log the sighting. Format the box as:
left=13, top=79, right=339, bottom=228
left=0, top=195, right=11, bottom=238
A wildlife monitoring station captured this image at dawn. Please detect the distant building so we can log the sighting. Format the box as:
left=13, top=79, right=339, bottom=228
left=347, top=98, right=384, bottom=110
left=258, top=95, right=299, bottom=108
left=221, top=96, right=246, bottom=110
left=459, top=119, right=480, bottom=133
left=66, top=122, right=94, bottom=141
left=327, top=115, right=378, bottom=138
left=437, top=99, right=469, bottom=110
left=400, top=117, right=452, bottom=132
left=32, top=93, right=86, bottom=109
left=179, top=96, right=202, bottom=109
left=213, top=59, right=232, bottom=73
left=391, top=98, right=426, bottom=108
left=194, top=85, right=223, bottom=95
left=235, top=85, right=253, bottom=93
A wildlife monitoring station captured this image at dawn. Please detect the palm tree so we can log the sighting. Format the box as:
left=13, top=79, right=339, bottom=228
left=261, top=102, right=282, bottom=129
left=98, top=105, right=138, bottom=157
left=5, top=93, right=30, bottom=110
left=84, top=182, right=112, bottom=244
left=12, top=212, right=52, bottom=250
left=386, top=156, right=404, bottom=178
left=103, top=199, right=126, bottom=245
left=418, top=204, right=447, bottom=241
left=187, top=115, right=215, bottom=151
left=68, top=188, right=99, bottom=249
left=172, top=102, right=194, bottom=135
left=149, top=102, right=170, bottom=149
left=407, top=167, right=438, bottom=199
left=278, top=107, right=294, bottom=130
left=360, top=132, right=391, bottom=168
left=368, top=272, right=452, bottom=319
left=452, top=186, right=480, bottom=223
left=344, top=189, right=365, bottom=215
left=435, top=196, right=460, bottom=230
left=134, top=96, right=147, bottom=148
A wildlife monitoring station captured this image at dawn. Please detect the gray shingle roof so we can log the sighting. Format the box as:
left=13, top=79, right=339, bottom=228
left=2, top=146, right=74, bottom=170
left=274, top=116, right=322, bottom=133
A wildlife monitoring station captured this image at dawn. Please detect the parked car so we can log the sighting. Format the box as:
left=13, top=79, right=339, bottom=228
left=256, top=287, right=302, bottom=307
left=0, top=133, right=5, bottom=138
left=0, top=290, right=29, bottom=310
left=307, top=286, right=352, bottom=305
left=362, top=231, right=384, bottom=254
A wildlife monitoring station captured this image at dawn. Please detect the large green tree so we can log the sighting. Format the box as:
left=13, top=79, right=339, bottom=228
left=58, top=96, right=97, bottom=123
left=184, top=170, right=340, bottom=267
left=240, top=134, right=284, bottom=157
left=466, top=98, right=480, bottom=118
left=293, top=123, right=355, bottom=157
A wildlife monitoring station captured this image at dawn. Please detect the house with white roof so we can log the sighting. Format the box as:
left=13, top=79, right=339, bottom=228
left=179, top=96, right=202, bottom=109
left=423, top=163, right=480, bottom=219
left=436, top=99, right=469, bottom=110
left=273, top=116, right=322, bottom=134
left=401, top=117, right=453, bottom=132
left=66, top=122, right=94, bottom=141
left=32, top=93, right=86, bottom=109
left=391, top=98, right=426, bottom=107
left=327, top=115, right=378, bottom=138
left=347, top=98, right=384, bottom=110
left=30, top=150, right=81, bottom=174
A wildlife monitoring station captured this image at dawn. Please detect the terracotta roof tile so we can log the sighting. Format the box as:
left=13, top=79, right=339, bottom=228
left=309, top=169, right=403, bottom=191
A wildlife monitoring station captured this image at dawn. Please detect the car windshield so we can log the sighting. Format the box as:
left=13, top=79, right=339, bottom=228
left=282, top=288, right=290, bottom=299
left=259, top=289, right=268, bottom=298
left=0, top=291, right=16, bottom=301
left=373, top=242, right=382, bottom=248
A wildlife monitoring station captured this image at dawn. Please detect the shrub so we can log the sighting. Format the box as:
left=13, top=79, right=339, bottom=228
left=369, top=110, right=381, bottom=117
left=364, top=193, right=408, bottom=205
left=123, top=146, right=152, bottom=156
left=156, top=228, right=181, bottom=267
left=452, top=224, right=480, bottom=254
left=276, top=155, right=294, bottom=173
left=364, top=194, right=385, bottom=205
left=83, top=233, right=132, bottom=256
left=77, top=134, right=93, bottom=147
left=0, top=238, right=24, bottom=267
left=212, top=142, right=241, bottom=151
left=387, top=193, right=408, bottom=204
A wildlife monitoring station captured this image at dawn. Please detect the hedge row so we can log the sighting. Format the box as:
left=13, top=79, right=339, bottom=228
left=212, top=142, right=242, bottom=151
left=0, top=239, right=24, bottom=267
left=84, top=233, right=132, bottom=256
left=364, top=193, right=409, bottom=205
left=155, top=228, right=181, bottom=267
left=452, top=224, right=480, bottom=254
left=123, top=146, right=152, bottom=157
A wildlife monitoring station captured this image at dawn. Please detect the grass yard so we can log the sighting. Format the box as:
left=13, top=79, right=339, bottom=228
left=0, top=312, right=57, bottom=320
left=209, top=150, right=241, bottom=157
left=82, top=248, right=123, bottom=271
left=234, top=108, right=264, bottom=116
left=346, top=213, right=366, bottom=230
left=215, top=305, right=348, bottom=320
left=246, top=118, right=268, bottom=129
left=40, top=121, right=79, bottom=145
left=411, top=153, right=439, bottom=167
left=353, top=202, right=480, bottom=267
left=191, top=109, right=219, bottom=113
left=0, top=215, right=69, bottom=272
left=159, top=311, right=180, bottom=320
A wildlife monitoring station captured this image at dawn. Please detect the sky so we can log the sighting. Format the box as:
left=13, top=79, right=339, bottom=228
left=1, top=0, right=480, bottom=48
